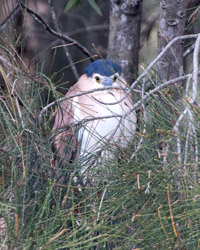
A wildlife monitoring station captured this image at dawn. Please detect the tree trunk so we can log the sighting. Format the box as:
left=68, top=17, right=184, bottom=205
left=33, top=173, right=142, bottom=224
left=157, top=0, right=187, bottom=83
left=107, top=0, right=142, bottom=85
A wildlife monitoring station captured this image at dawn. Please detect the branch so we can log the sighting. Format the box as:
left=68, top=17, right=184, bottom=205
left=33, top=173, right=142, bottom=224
left=95, top=34, right=200, bottom=107
left=131, top=34, right=199, bottom=89
left=163, top=34, right=200, bottom=175
left=0, top=4, right=21, bottom=34
left=38, top=86, right=127, bottom=121
left=68, top=24, right=109, bottom=37
left=131, top=74, right=191, bottom=112
left=130, top=77, right=147, bottom=160
left=192, top=34, right=200, bottom=101
left=98, top=73, right=192, bottom=108
left=39, top=72, right=195, bottom=123
left=183, top=43, right=195, bottom=57
left=97, top=186, right=107, bottom=221
left=17, top=0, right=94, bottom=61
left=48, top=0, right=79, bottom=80
left=49, top=75, right=193, bottom=144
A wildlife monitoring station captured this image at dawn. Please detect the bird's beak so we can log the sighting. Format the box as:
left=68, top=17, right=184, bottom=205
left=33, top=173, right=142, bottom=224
left=102, top=77, right=113, bottom=86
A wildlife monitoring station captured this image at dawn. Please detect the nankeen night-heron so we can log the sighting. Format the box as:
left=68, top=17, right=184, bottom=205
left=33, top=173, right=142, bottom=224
left=52, top=59, right=136, bottom=183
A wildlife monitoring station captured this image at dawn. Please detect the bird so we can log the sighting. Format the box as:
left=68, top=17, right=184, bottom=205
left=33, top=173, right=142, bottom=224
left=52, top=59, right=136, bottom=184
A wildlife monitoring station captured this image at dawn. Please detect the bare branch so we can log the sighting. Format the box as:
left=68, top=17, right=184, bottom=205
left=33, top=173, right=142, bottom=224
left=97, top=187, right=107, bottom=221
left=183, top=122, right=192, bottom=170
left=39, top=72, right=194, bottom=123
left=132, top=34, right=199, bottom=89
left=130, top=74, right=192, bottom=113
left=17, top=0, right=94, bottom=61
left=96, top=34, right=200, bottom=107
left=48, top=0, right=79, bottom=80
left=183, top=43, right=195, bottom=58
left=0, top=4, right=21, bottom=34
left=188, top=109, right=198, bottom=169
left=0, top=56, right=13, bottom=69
left=163, top=33, right=200, bottom=182
left=192, top=34, right=200, bottom=102
left=0, top=97, right=16, bottom=123
left=130, top=77, right=147, bottom=160
left=68, top=24, right=109, bottom=37
left=15, top=97, right=25, bottom=129
left=38, top=34, right=200, bottom=122
left=38, top=86, right=127, bottom=120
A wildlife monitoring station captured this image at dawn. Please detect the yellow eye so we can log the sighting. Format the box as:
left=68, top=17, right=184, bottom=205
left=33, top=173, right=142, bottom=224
left=95, top=76, right=101, bottom=83
left=113, top=75, right=118, bottom=82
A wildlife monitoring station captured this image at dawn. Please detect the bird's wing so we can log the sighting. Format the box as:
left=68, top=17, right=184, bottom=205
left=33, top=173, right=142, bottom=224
left=52, top=84, right=80, bottom=161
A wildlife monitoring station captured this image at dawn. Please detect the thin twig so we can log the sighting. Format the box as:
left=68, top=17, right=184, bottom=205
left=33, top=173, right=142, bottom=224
left=129, top=74, right=191, bottom=115
left=163, top=34, right=200, bottom=189
left=185, top=74, right=192, bottom=99
left=15, top=97, right=25, bottom=129
left=192, top=34, right=200, bottom=102
left=38, top=86, right=127, bottom=120
left=157, top=206, right=170, bottom=242
left=163, top=107, right=188, bottom=165
left=187, top=109, right=198, bottom=170
left=14, top=213, right=19, bottom=239
left=167, top=185, right=178, bottom=237
left=133, top=34, right=198, bottom=88
left=163, top=73, right=192, bottom=166
left=92, top=73, right=191, bottom=107
left=130, top=77, right=147, bottom=160
left=68, top=24, right=109, bottom=37
left=40, top=73, right=194, bottom=128
left=46, top=228, right=67, bottom=246
left=183, top=122, right=192, bottom=170
left=98, top=34, right=199, bottom=107
left=48, top=0, right=79, bottom=80
left=40, top=35, right=200, bottom=121
left=97, top=187, right=107, bottom=221
left=18, top=0, right=94, bottom=61
left=0, top=4, right=21, bottom=34
left=0, top=97, right=16, bottom=123
left=183, top=43, right=195, bottom=58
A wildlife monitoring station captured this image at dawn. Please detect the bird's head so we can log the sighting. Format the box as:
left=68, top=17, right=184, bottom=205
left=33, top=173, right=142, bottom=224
left=83, top=59, right=122, bottom=87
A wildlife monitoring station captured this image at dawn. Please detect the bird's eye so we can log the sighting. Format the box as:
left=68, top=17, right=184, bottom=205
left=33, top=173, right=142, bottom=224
left=113, top=75, right=118, bottom=82
left=95, top=76, right=101, bottom=83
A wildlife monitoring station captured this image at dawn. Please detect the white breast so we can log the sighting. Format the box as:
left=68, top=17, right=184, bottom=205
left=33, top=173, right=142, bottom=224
left=72, top=90, right=136, bottom=158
